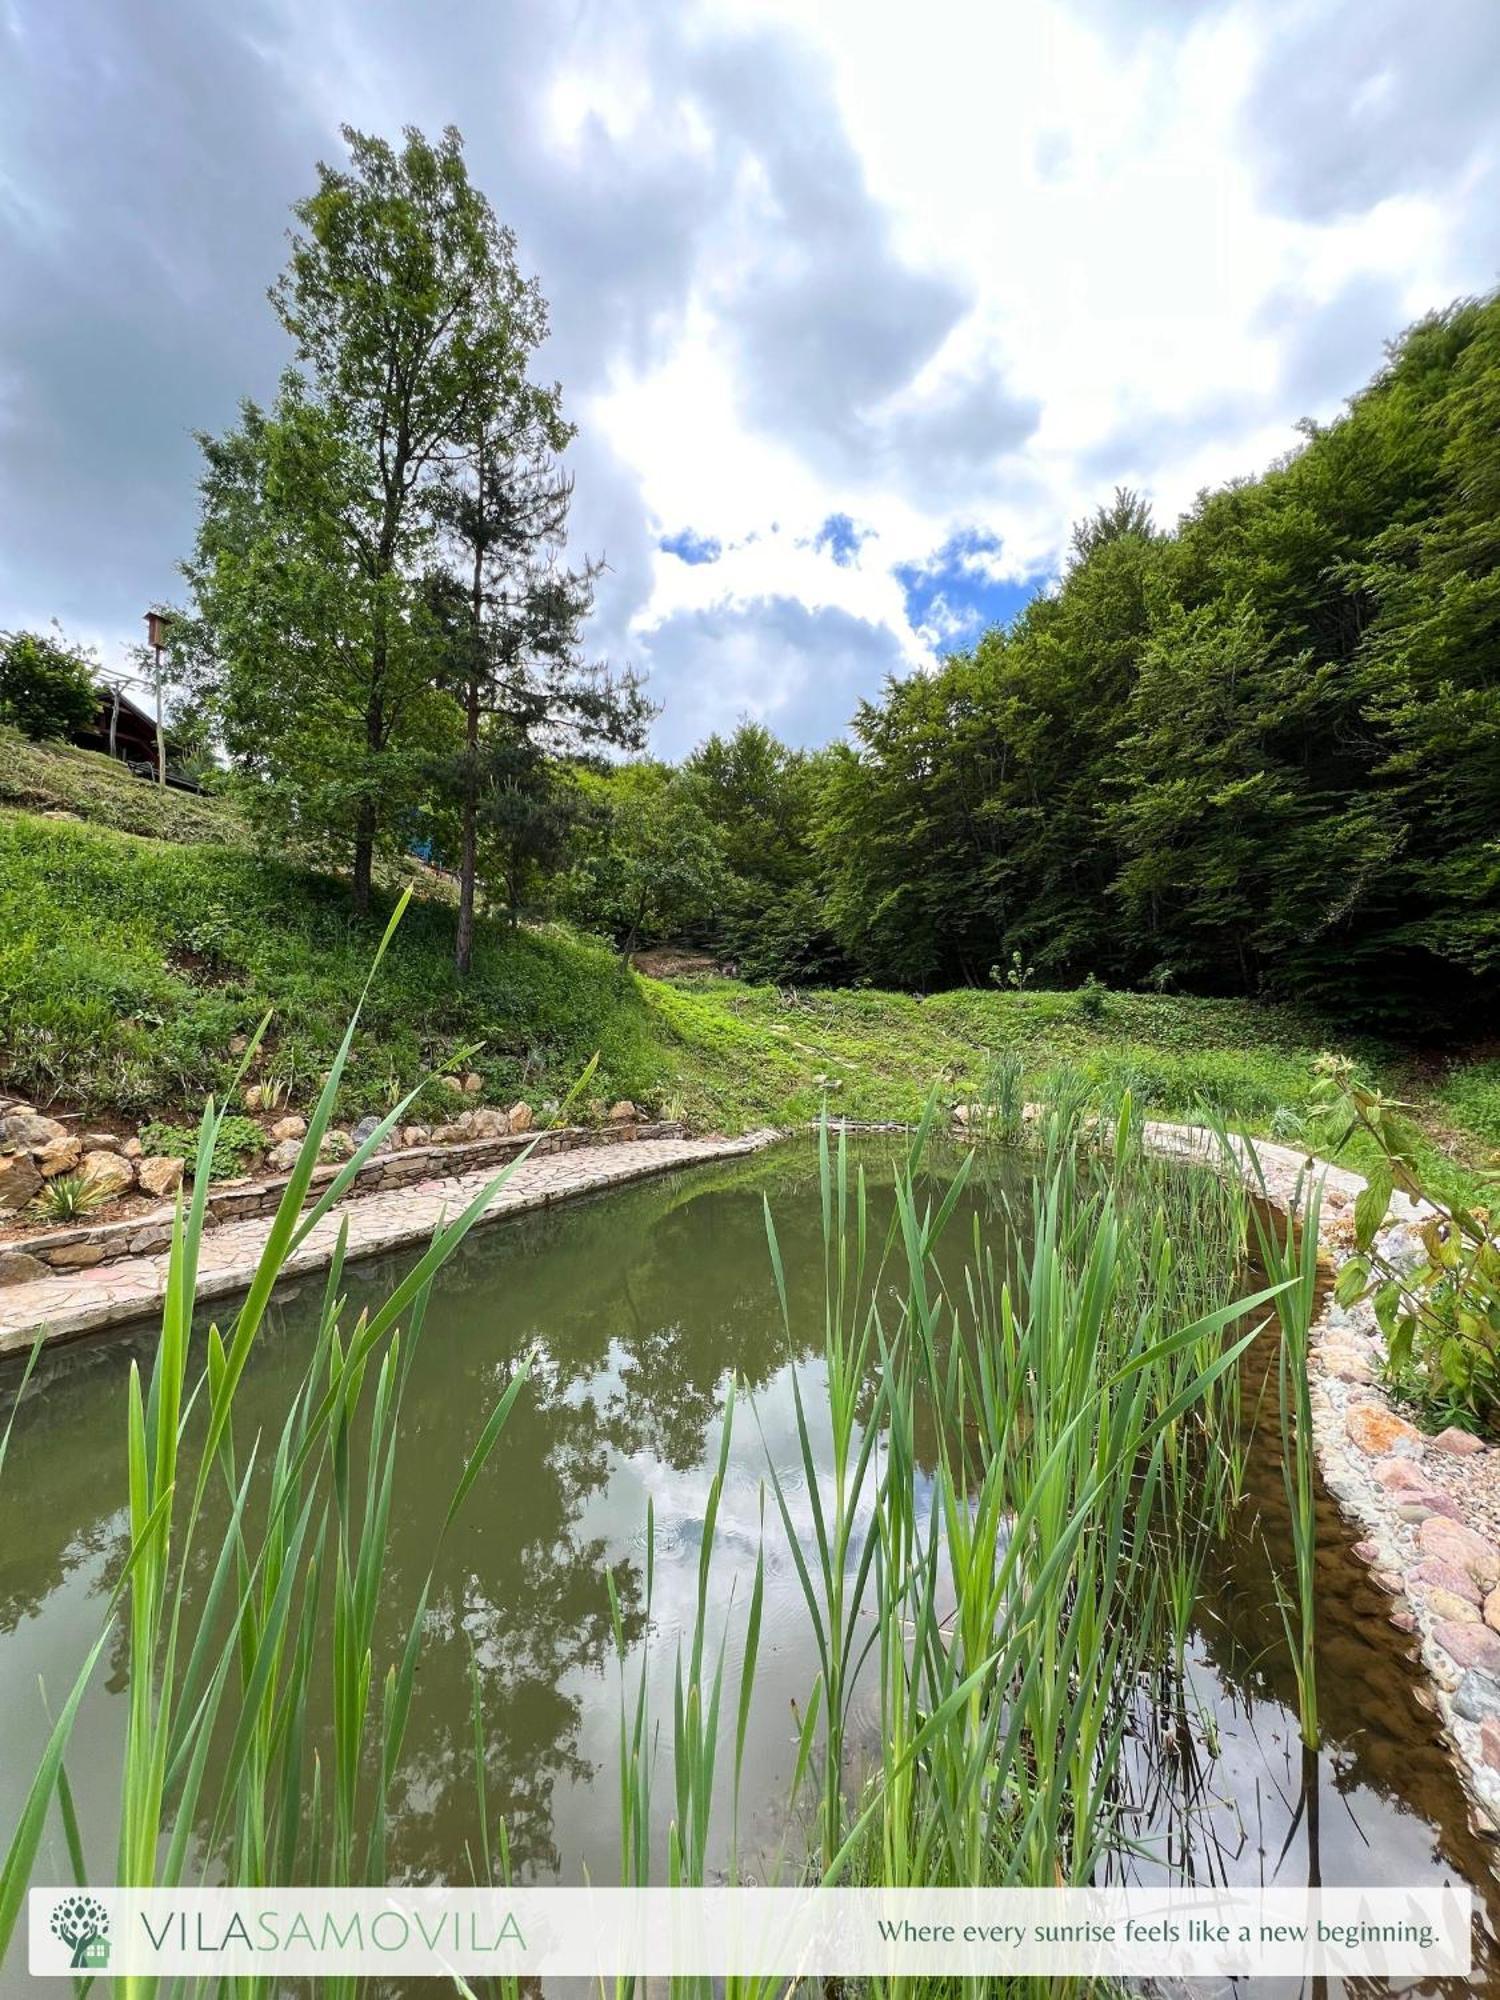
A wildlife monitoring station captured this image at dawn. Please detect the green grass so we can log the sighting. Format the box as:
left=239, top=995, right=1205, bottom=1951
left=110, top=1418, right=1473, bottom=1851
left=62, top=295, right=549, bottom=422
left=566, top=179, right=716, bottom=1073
left=1, top=793, right=1496, bottom=1201
left=0, top=725, right=247, bottom=846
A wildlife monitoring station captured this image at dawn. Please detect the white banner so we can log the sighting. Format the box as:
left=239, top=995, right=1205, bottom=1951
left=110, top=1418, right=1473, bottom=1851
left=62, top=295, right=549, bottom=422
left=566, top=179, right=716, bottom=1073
left=28, top=1884, right=1471, bottom=1980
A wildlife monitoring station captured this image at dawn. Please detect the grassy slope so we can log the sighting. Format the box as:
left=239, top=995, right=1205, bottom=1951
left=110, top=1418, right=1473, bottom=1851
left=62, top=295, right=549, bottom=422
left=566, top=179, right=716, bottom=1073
left=1, top=735, right=1495, bottom=1193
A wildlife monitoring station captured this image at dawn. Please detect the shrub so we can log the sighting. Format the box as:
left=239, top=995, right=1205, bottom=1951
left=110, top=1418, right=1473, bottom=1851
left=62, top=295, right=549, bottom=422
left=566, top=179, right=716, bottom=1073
left=1319, top=1054, right=1500, bottom=1430
left=0, top=630, right=97, bottom=742
left=142, top=1114, right=265, bottom=1182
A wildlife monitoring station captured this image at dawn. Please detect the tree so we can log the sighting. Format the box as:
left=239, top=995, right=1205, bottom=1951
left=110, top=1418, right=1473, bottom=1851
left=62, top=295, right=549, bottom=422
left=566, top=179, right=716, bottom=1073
left=188, top=382, right=453, bottom=869
left=428, top=391, right=650, bottom=970
left=0, top=628, right=96, bottom=742
left=561, top=764, right=728, bottom=949
left=190, top=125, right=532, bottom=912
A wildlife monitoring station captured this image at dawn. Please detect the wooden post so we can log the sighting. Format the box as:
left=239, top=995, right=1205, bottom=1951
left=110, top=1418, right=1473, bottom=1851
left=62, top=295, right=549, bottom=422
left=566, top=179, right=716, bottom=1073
left=153, top=650, right=165, bottom=785
left=108, top=682, right=120, bottom=760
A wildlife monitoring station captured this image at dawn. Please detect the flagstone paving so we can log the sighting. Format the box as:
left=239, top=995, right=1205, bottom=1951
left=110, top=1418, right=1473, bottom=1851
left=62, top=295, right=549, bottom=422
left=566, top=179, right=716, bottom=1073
left=0, top=1131, right=778, bottom=1357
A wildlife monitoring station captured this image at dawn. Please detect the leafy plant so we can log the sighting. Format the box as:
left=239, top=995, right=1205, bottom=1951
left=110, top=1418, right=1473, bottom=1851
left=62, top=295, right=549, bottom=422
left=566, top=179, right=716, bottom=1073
left=31, top=1172, right=113, bottom=1222
left=0, top=629, right=97, bottom=742
left=142, top=1113, right=265, bottom=1183
left=1317, top=1053, right=1500, bottom=1428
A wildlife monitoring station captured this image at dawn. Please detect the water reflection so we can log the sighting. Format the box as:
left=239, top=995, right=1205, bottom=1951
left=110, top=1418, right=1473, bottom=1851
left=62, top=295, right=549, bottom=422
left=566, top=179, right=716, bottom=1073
left=0, top=1138, right=1497, bottom=1998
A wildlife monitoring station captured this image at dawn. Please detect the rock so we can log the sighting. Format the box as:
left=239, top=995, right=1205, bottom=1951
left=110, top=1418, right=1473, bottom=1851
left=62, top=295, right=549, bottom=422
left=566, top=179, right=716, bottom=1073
left=429, top=1123, right=467, bottom=1145
left=0, top=1111, right=70, bottom=1153
left=462, top=1072, right=483, bottom=1096
left=350, top=1115, right=384, bottom=1148
left=607, top=1100, right=639, bottom=1124
left=1346, top=1404, right=1423, bottom=1456
left=436, top=1075, right=465, bottom=1097
left=122, top=1137, right=142, bottom=1160
left=47, top=1243, right=105, bottom=1269
left=137, top=1155, right=184, bottom=1199
left=1420, top=1493, right=1467, bottom=1523
left=1485, top=1587, right=1500, bottom=1635
left=80, top=1132, right=121, bottom=1153
left=1432, top=1427, right=1485, bottom=1456
left=1408, top=1558, right=1483, bottom=1604
left=228, top=1033, right=250, bottom=1056
left=266, top=1139, right=302, bottom=1173
left=1423, top=1587, right=1481, bottom=1624
left=1434, top=1621, right=1500, bottom=1675
left=1453, top=1672, right=1500, bottom=1725
left=80, top=1150, right=134, bottom=1200
left=242, top=1085, right=264, bottom=1112
left=453, top=1109, right=478, bottom=1134
left=1375, top=1458, right=1432, bottom=1492
left=319, top=1130, right=355, bottom=1162
left=1389, top=1607, right=1417, bottom=1633
left=507, top=1102, right=535, bottom=1135
left=1396, top=1501, right=1437, bottom=1524
left=1418, top=1517, right=1500, bottom=1588
left=36, top=1138, right=83, bottom=1178
left=269, top=1115, right=307, bottom=1143
left=1351, top=1539, right=1382, bottom=1566
left=400, top=1125, right=432, bottom=1149
left=130, top=1226, right=173, bottom=1254
left=1380, top=1224, right=1428, bottom=1275
left=1322, top=1349, right=1373, bottom=1383
left=0, top=1156, right=42, bottom=1210
left=0, top=1249, right=48, bottom=1286
left=469, top=1108, right=509, bottom=1139
left=1480, top=1720, right=1500, bottom=1771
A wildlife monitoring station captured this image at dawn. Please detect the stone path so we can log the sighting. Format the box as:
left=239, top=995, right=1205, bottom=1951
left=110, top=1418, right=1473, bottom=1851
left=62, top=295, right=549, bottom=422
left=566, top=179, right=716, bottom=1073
left=0, top=1131, right=778, bottom=1358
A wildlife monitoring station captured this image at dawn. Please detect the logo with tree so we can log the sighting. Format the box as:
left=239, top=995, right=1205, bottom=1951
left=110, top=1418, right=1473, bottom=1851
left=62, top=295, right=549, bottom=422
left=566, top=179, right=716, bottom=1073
left=49, top=1894, right=111, bottom=1970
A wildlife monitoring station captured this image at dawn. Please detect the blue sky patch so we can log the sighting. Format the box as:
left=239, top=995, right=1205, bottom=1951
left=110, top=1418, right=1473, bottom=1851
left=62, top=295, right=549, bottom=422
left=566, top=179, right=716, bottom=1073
left=895, top=529, right=1044, bottom=651
left=812, top=512, right=872, bottom=566
left=660, top=528, right=722, bottom=565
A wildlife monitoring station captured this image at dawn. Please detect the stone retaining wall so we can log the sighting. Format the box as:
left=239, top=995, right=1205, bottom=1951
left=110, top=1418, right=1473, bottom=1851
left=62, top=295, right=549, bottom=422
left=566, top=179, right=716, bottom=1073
left=1, top=1121, right=685, bottom=1278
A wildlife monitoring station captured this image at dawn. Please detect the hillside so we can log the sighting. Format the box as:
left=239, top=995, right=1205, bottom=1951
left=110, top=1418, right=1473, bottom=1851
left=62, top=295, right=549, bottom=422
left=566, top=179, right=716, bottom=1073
left=0, top=737, right=1496, bottom=1195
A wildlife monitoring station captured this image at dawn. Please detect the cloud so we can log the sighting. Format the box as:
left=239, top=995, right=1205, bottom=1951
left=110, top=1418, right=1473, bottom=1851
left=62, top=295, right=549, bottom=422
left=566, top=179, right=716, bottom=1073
left=1, top=0, right=1497, bottom=755
left=1240, top=0, right=1500, bottom=225
left=632, top=597, right=910, bottom=756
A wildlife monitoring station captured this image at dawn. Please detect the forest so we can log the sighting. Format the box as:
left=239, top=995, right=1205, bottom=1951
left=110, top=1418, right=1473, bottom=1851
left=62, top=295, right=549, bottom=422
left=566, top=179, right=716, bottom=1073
left=563, top=295, right=1500, bottom=1035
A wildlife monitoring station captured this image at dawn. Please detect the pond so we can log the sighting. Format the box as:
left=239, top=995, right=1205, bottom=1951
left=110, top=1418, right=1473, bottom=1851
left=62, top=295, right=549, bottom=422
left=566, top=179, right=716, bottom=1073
left=1, top=1135, right=1496, bottom=1996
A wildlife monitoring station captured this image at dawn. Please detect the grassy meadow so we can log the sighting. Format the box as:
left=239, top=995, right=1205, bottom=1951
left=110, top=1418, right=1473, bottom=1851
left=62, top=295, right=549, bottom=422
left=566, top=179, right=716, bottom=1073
left=0, top=731, right=1496, bottom=1204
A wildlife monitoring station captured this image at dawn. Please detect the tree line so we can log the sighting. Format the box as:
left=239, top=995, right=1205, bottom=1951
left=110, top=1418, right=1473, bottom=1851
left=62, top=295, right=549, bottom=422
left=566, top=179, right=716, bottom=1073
left=558, top=294, right=1500, bottom=1036
left=7, top=124, right=1494, bottom=1035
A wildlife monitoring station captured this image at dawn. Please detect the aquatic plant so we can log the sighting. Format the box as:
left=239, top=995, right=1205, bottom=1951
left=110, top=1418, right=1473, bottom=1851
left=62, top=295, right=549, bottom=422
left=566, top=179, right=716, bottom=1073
left=0, top=893, right=534, bottom=1982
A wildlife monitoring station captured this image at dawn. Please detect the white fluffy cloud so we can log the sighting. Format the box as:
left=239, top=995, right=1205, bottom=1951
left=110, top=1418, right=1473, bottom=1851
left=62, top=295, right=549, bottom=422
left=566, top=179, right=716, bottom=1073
left=1, top=0, right=1496, bottom=752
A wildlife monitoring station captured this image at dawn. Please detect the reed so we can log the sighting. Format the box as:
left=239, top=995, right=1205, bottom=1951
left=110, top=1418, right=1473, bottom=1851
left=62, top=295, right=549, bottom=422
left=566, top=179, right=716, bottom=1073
left=1, top=894, right=536, bottom=1989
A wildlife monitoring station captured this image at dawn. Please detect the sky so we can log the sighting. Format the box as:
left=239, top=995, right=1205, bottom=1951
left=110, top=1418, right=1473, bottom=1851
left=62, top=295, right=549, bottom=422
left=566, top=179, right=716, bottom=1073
left=1, top=1, right=1497, bottom=757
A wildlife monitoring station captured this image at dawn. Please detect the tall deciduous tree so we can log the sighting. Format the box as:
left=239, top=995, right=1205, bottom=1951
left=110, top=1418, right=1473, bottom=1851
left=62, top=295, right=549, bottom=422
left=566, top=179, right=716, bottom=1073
left=190, top=125, right=537, bottom=911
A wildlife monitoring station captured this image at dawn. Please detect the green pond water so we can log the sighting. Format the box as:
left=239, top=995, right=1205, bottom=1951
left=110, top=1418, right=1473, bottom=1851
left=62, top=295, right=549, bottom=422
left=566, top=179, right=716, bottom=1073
left=1, top=1135, right=1497, bottom=1995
